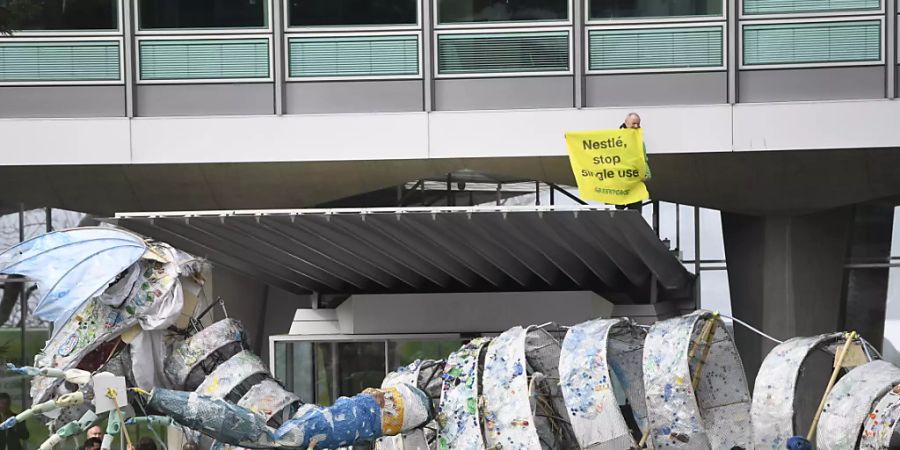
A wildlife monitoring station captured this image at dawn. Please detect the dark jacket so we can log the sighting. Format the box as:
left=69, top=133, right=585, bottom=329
left=0, top=413, right=28, bottom=450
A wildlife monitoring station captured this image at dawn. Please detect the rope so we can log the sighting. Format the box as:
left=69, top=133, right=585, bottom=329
left=719, top=314, right=785, bottom=345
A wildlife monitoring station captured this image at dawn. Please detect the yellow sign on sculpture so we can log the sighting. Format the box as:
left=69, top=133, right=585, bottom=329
left=563, top=128, right=650, bottom=205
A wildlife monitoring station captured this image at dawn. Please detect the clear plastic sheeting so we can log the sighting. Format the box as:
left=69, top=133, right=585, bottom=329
left=31, top=246, right=181, bottom=403
left=481, top=326, right=541, bottom=450
left=236, top=379, right=300, bottom=422
left=377, top=360, right=428, bottom=450
left=559, top=318, right=647, bottom=450
left=438, top=337, right=491, bottom=450
left=642, top=311, right=751, bottom=450
left=196, top=351, right=269, bottom=399
left=861, top=384, right=900, bottom=449
left=523, top=326, right=577, bottom=450
left=817, top=360, right=900, bottom=450
left=165, top=319, right=246, bottom=389
left=0, top=227, right=147, bottom=329
left=751, top=333, right=844, bottom=450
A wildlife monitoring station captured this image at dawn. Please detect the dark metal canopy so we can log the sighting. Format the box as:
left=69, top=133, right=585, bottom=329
left=108, top=207, right=694, bottom=304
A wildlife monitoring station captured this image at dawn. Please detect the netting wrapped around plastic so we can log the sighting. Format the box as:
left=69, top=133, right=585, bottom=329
left=524, top=326, right=578, bottom=450
left=643, top=311, right=752, bottom=449
left=559, top=318, right=647, bottom=450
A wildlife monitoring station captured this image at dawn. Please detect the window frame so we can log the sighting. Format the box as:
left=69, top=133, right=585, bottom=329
left=434, top=26, right=574, bottom=78
left=284, top=0, right=423, bottom=33
left=738, top=16, right=885, bottom=70
left=738, top=0, right=883, bottom=20
left=2, top=0, right=124, bottom=36
left=434, top=0, right=573, bottom=29
left=135, top=34, right=275, bottom=84
left=584, top=22, right=727, bottom=75
left=584, top=0, right=726, bottom=26
left=284, top=30, right=424, bottom=81
left=0, top=35, right=125, bottom=85
left=135, top=0, right=273, bottom=35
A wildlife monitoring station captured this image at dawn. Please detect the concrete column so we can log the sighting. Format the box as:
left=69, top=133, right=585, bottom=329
left=842, top=203, right=895, bottom=351
left=723, top=207, right=853, bottom=386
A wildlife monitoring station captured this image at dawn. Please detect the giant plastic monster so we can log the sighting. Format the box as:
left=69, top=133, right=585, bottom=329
left=2, top=227, right=900, bottom=450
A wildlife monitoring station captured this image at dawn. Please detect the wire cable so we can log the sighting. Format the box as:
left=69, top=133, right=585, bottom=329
left=719, top=314, right=784, bottom=345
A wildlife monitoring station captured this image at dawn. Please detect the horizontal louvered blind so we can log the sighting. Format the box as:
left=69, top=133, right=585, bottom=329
left=139, top=39, right=270, bottom=81
left=288, top=35, right=419, bottom=78
left=437, top=31, right=569, bottom=75
left=743, top=0, right=880, bottom=15
left=0, top=41, right=120, bottom=82
left=743, top=20, right=881, bottom=66
left=589, top=27, right=723, bottom=71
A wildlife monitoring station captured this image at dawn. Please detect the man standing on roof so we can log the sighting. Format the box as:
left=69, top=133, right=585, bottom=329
left=615, top=112, right=651, bottom=211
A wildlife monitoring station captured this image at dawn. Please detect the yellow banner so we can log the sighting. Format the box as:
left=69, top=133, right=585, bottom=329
left=564, top=128, right=650, bottom=205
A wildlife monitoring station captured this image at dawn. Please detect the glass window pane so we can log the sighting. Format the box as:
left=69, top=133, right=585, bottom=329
left=290, top=342, right=314, bottom=403
left=288, top=0, right=417, bottom=27
left=387, top=339, right=462, bottom=369
left=438, top=0, right=568, bottom=24
left=338, top=342, right=385, bottom=395
left=274, top=341, right=287, bottom=382
left=314, top=342, right=335, bottom=405
left=589, top=0, right=722, bottom=20
left=138, top=0, right=267, bottom=30
left=0, top=0, right=118, bottom=31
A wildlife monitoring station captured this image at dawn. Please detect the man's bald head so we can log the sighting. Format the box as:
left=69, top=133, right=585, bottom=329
left=87, top=425, right=103, bottom=439
left=623, top=112, right=641, bottom=129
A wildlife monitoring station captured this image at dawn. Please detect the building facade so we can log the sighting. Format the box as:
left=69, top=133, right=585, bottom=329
left=3, top=0, right=900, bottom=400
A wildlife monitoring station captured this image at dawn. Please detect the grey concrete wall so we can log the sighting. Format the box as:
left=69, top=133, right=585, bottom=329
left=586, top=72, right=727, bottom=106
left=212, top=266, right=269, bottom=355
left=0, top=86, right=125, bottom=118
left=336, top=291, right=609, bottom=334
left=723, top=207, right=854, bottom=386
left=285, top=80, right=424, bottom=114
left=738, top=66, right=886, bottom=103
left=136, top=84, right=274, bottom=116
left=260, top=287, right=311, bottom=364
left=434, top=76, right=574, bottom=111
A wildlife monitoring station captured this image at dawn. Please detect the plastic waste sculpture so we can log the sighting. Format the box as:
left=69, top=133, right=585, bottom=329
left=2, top=227, right=900, bottom=450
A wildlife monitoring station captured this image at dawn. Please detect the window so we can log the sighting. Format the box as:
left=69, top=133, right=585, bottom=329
left=387, top=339, right=462, bottom=368
left=437, top=31, right=570, bottom=75
left=287, top=0, right=418, bottom=27
left=743, top=0, right=880, bottom=16
left=138, top=0, right=267, bottom=30
left=742, top=20, right=882, bottom=67
left=588, top=0, right=722, bottom=21
left=438, top=0, right=568, bottom=24
left=0, top=0, right=118, bottom=31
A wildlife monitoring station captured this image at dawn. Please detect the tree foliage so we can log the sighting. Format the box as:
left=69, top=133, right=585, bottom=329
left=0, top=0, right=39, bottom=35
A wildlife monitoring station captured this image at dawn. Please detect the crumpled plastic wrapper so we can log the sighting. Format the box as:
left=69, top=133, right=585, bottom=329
left=148, top=389, right=274, bottom=449
left=751, top=333, right=844, bottom=449
left=643, top=310, right=751, bottom=449
left=237, top=379, right=300, bottom=423
left=438, top=337, right=491, bottom=450
left=481, top=326, right=541, bottom=450
left=165, top=318, right=246, bottom=390
left=31, top=242, right=186, bottom=403
left=861, top=383, right=900, bottom=449
left=817, top=360, right=900, bottom=450
left=560, top=318, right=647, bottom=450
left=524, top=326, right=577, bottom=450
left=196, top=351, right=268, bottom=399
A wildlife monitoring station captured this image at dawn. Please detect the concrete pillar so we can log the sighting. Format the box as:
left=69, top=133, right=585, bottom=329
left=842, top=203, right=895, bottom=351
left=723, top=207, right=853, bottom=386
